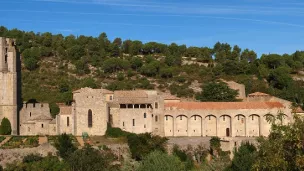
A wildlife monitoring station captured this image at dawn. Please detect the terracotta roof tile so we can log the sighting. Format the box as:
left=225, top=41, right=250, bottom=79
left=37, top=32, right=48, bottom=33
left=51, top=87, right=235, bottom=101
left=248, top=92, right=270, bottom=97
left=165, top=102, right=283, bottom=110
left=59, top=106, right=72, bottom=115
left=164, top=95, right=180, bottom=100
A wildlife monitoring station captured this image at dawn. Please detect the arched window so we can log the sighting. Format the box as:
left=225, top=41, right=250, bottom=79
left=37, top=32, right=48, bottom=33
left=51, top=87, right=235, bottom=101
left=88, top=109, right=93, bottom=128
left=144, top=113, right=146, bottom=118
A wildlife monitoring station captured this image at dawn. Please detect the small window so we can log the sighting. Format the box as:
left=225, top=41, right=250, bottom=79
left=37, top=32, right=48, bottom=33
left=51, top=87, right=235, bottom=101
left=88, top=109, right=93, bottom=128
left=209, top=116, right=211, bottom=120
left=144, top=124, right=146, bottom=128
left=144, top=113, right=146, bottom=118
left=166, top=116, right=168, bottom=121
left=155, top=102, right=158, bottom=109
left=41, top=104, right=44, bottom=107
left=252, top=116, right=254, bottom=120
left=152, top=114, right=154, bottom=118
left=4, top=54, right=7, bottom=63
left=238, top=115, right=240, bottom=120
left=110, top=96, right=113, bottom=100
left=133, top=119, right=135, bottom=126
left=67, top=117, right=70, bottom=127
left=30, top=112, right=31, bottom=117
left=28, top=127, right=30, bottom=132
left=194, top=116, right=196, bottom=120
left=223, top=116, right=225, bottom=121
left=123, top=122, right=125, bottom=126
left=41, top=124, right=44, bottom=128
left=180, top=116, right=182, bottom=120
left=155, top=115, right=158, bottom=122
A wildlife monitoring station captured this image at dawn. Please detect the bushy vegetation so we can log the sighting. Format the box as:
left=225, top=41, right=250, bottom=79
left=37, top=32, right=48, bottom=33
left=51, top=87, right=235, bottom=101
left=137, top=151, right=184, bottom=171
left=105, top=123, right=132, bottom=138
left=54, top=133, right=77, bottom=159
left=127, top=133, right=168, bottom=161
left=0, top=118, right=12, bottom=135
left=0, top=26, right=304, bottom=117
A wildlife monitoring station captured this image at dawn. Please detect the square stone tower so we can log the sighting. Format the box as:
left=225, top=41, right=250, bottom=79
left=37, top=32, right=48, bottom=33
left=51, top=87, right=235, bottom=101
left=0, top=37, right=18, bottom=135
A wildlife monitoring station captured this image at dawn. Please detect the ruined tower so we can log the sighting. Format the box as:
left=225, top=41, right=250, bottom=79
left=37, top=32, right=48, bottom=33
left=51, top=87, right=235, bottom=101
left=0, top=37, right=18, bottom=134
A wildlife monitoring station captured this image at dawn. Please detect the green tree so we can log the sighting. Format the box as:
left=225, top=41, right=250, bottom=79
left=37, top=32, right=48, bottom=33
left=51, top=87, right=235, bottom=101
left=196, top=81, right=238, bottom=102
left=0, top=117, right=12, bottom=135
left=268, top=67, right=293, bottom=89
left=127, top=133, right=168, bottom=161
left=54, top=133, right=77, bottom=159
left=68, top=144, right=119, bottom=171
left=226, top=142, right=257, bottom=171
left=137, top=151, right=184, bottom=171
left=253, top=114, right=304, bottom=170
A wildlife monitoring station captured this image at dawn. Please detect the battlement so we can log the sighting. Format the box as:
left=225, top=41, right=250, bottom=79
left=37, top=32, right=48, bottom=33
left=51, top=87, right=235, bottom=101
left=23, top=102, right=49, bottom=109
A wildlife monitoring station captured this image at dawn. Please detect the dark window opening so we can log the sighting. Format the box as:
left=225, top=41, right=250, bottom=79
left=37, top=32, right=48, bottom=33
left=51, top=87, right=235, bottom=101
left=155, top=102, right=158, bottom=109
left=144, top=124, right=146, bottom=128
left=110, top=96, right=113, bottom=100
left=166, top=116, right=168, bottom=120
left=147, top=104, right=152, bottom=108
left=238, top=115, right=240, bottom=120
left=144, top=113, right=146, bottom=118
left=128, top=104, right=133, bottom=108
left=41, top=104, right=44, bottom=107
left=133, top=119, right=135, bottom=126
left=134, top=104, right=139, bottom=108
left=4, top=55, right=7, bottom=63
left=180, top=116, right=182, bottom=120
left=123, top=122, right=124, bottom=126
left=41, top=124, right=44, bottom=128
left=140, top=104, right=146, bottom=108
left=88, top=109, right=93, bottom=128
left=30, top=112, right=31, bottom=117
left=209, top=116, right=211, bottom=120
left=252, top=116, right=254, bottom=120
left=223, top=116, right=225, bottom=121
left=194, top=116, right=196, bottom=120
left=120, top=104, right=127, bottom=108
left=155, top=115, right=158, bottom=122
left=67, top=117, right=70, bottom=127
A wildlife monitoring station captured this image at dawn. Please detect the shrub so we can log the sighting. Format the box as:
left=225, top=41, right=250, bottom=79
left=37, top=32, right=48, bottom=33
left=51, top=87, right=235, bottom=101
left=137, top=151, right=184, bottom=171
left=105, top=123, right=131, bottom=138
left=54, top=133, right=77, bottom=159
left=23, top=154, right=43, bottom=163
left=127, top=133, right=168, bottom=161
left=0, top=117, right=12, bottom=135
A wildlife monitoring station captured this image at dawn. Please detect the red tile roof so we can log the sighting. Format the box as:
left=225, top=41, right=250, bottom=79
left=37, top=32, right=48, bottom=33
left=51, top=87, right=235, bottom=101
left=165, top=102, right=283, bottom=110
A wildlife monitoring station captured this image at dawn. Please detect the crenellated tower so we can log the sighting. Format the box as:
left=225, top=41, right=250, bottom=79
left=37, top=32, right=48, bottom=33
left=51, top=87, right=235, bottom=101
left=0, top=37, right=18, bottom=135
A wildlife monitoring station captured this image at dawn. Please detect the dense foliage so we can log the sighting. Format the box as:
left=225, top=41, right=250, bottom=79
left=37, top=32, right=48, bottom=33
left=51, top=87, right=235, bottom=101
left=0, top=118, right=12, bottom=135
left=1, top=26, right=304, bottom=115
left=127, top=133, right=168, bottom=161
left=54, top=133, right=77, bottom=159
left=137, top=151, right=184, bottom=171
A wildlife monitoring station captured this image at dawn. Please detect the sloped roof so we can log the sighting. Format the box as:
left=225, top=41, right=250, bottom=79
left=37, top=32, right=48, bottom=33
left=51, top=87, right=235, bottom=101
left=164, top=95, right=180, bottom=100
left=49, top=119, right=56, bottom=124
left=294, top=107, right=304, bottom=113
left=248, top=92, right=270, bottom=97
left=59, top=106, right=72, bottom=115
left=165, top=102, right=284, bottom=110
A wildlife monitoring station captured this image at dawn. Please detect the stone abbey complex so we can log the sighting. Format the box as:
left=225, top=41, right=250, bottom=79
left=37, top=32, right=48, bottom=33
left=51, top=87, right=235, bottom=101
left=0, top=37, right=302, bottom=137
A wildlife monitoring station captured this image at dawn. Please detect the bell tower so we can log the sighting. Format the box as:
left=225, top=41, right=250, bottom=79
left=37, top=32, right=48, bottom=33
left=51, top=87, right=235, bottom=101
left=0, top=37, right=18, bottom=135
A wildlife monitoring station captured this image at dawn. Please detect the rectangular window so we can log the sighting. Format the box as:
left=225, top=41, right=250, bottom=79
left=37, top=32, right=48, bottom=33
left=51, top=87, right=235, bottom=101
left=223, top=116, right=225, bottom=121
left=67, top=117, right=70, bottom=127
left=238, top=116, right=240, bottom=120
left=209, top=116, right=211, bottom=120
left=155, top=115, right=158, bottom=122
left=155, top=102, right=158, bottom=109
left=252, top=116, right=254, bottom=120
left=194, top=116, right=196, bottom=120
left=41, top=124, right=44, bottom=128
left=166, top=116, right=168, bottom=121
left=110, top=96, right=113, bottom=100
left=133, top=119, right=135, bottom=126
left=144, top=124, right=146, bottom=128
left=123, top=122, right=125, bottom=127
left=180, top=116, right=182, bottom=120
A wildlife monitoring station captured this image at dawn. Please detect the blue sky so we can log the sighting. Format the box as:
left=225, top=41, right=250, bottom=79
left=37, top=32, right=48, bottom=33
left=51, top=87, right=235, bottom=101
left=1, top=0, right=304, bottom=56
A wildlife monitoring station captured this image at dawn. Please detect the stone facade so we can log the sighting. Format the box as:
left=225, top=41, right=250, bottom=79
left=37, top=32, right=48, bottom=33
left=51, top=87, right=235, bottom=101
left=0, top=37, right=18, bottom=135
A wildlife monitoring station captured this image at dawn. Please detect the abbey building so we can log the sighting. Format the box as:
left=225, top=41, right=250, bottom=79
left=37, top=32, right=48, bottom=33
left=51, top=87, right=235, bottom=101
left=0, top=37, right=301, bottom=137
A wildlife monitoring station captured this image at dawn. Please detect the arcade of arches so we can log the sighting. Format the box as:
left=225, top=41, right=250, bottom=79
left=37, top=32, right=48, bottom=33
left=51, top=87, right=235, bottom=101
left=164, top=113, right=289, bottom=137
